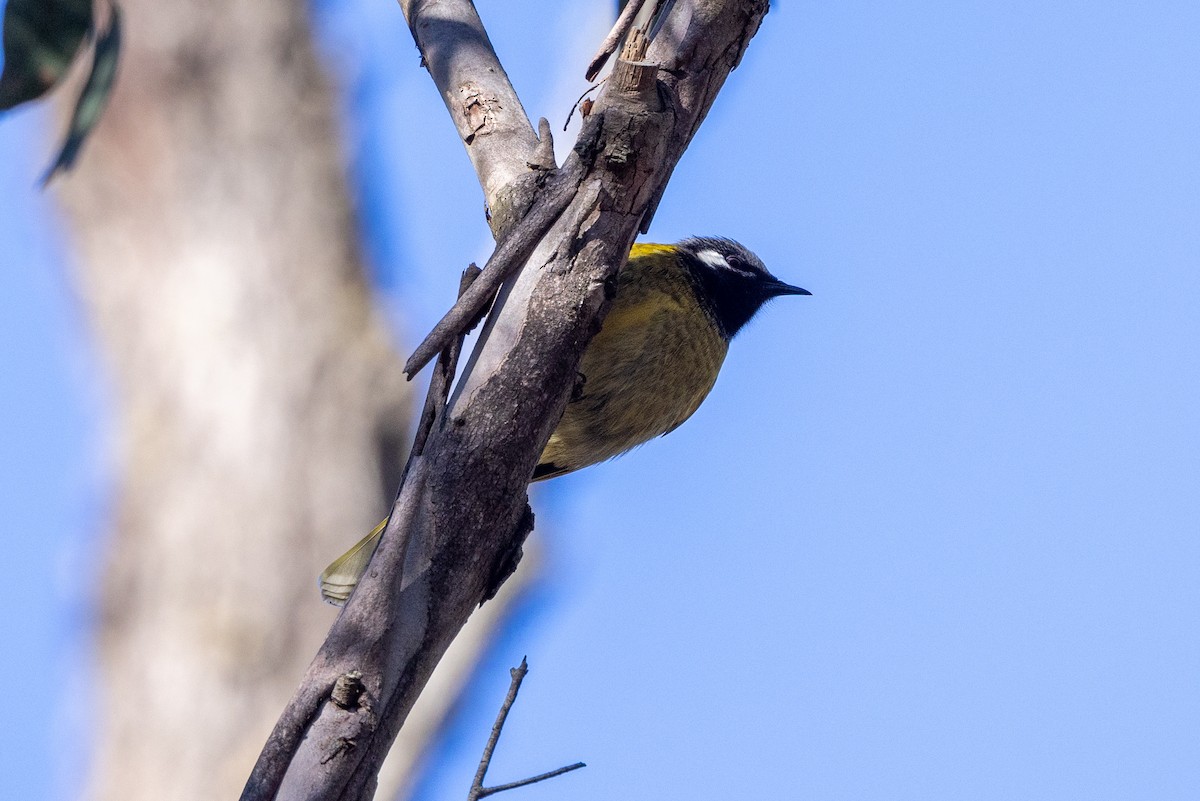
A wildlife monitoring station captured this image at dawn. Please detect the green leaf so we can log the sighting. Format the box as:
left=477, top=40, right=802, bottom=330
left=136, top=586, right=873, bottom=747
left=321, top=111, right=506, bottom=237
left=0, top=0, right=93, bottom=110
left=41, top=3, right=119, bottom=184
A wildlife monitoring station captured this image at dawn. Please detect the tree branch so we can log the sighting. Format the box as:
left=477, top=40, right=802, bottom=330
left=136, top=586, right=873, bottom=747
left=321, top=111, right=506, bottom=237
left=241, top=3, right=769, bottom=799
left=397, top=0, right=539, bottom=210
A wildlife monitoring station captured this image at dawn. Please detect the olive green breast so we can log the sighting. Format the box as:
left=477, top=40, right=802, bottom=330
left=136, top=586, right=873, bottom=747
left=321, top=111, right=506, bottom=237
left=536, top=246, right=729, bottom=479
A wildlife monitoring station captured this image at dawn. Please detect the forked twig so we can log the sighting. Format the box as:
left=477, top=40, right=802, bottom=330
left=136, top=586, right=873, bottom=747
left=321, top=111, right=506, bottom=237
left=466, top=659, right=586, bottom=801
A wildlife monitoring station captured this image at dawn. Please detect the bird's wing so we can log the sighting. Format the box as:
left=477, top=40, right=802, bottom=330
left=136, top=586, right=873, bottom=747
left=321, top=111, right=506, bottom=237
left=318, top=518, right=387, bottom=605
left=531, top=461, right=576, bottom=481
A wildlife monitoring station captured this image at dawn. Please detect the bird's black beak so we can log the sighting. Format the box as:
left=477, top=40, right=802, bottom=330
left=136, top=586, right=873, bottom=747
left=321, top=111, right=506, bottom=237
left=765, top=279, right=812, bottom=297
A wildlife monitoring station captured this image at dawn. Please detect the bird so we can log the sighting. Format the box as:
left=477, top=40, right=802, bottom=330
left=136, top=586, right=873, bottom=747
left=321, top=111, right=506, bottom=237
left=319, top=236, right=810, bottom=604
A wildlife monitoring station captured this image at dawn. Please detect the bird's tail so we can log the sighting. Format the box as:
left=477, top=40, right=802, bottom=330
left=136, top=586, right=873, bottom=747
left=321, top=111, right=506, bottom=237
left=318, top=518, right=387, bottom=605
left=320, top=456, right=561, bottom=604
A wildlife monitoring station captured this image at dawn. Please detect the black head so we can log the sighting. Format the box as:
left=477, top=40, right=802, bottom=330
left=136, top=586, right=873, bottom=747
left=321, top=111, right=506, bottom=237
left=676, top=237, right=810, bottom=339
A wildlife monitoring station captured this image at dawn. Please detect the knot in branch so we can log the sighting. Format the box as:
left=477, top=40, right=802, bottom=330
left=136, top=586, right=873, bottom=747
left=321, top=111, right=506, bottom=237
left=331, top=671, right=366, bottom=711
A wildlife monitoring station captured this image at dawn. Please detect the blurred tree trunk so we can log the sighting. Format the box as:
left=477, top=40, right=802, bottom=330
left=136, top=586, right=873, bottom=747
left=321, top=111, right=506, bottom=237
left=54, top=2, right=532, bottom=799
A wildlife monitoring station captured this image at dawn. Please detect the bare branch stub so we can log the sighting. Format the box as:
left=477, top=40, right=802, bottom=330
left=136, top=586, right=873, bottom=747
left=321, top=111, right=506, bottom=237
left=330, top=672, right=366, bottom=711
left=610, top=27, right=655, bottom=96
left=527, top=118, right=557, bottom=171
left=585, top=0, right=651, bottom=80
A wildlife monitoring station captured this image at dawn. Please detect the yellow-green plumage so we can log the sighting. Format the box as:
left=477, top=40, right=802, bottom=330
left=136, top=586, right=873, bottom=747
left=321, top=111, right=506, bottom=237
left=319, top=237, right=808, bottom=604
left=535, top=243, right=728, bottom=478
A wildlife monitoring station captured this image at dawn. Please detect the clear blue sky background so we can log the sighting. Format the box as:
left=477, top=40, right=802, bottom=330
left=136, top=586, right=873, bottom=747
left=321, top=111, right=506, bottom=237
left=3, top=2, right=1199, bottom=800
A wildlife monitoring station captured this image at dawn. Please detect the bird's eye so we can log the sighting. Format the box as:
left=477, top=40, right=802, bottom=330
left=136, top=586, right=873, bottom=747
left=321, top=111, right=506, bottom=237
left=697, top=247, right=757, bottom=276
left=725, top=254, right=755, bottom=276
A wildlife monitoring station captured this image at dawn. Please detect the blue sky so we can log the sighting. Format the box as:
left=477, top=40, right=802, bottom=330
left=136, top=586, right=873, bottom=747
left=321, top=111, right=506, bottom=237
left=4, top=1, right=1200, bottom=799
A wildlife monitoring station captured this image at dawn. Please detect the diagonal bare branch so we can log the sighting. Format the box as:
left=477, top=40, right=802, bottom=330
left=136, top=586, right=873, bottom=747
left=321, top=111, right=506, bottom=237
left=242, top=4, right=770, bottom=800
left=397, top=0, right=539, bottom=208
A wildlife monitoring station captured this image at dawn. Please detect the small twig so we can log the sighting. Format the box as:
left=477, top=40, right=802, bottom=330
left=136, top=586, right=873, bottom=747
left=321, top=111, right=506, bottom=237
left=403, top=155, right=586, bottom=378
left=585, top=0, right=651, bottom=81
left=466, top=659, right=586, bottom=801
left=469, top=659, right=527, bottom=798
left=402, top=264, right=484, bottom=480
left=564, top=81, right=602, bottom=131
left=477, top=764, right=587, bottom=799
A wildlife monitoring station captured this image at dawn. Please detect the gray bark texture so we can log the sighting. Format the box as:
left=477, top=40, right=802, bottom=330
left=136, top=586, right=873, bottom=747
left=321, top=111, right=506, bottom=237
left=53, top=1, right=534, bottom=800
left=242, top=2, right=770, bottom=799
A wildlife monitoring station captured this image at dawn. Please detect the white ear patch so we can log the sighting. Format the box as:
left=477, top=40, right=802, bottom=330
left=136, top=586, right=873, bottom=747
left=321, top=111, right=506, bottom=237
left=696, top=249, right=729, bottom=270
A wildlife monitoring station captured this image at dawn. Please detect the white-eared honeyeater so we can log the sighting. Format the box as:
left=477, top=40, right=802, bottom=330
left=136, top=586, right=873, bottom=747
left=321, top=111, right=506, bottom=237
left=319, top=237, right=810, bottom=604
